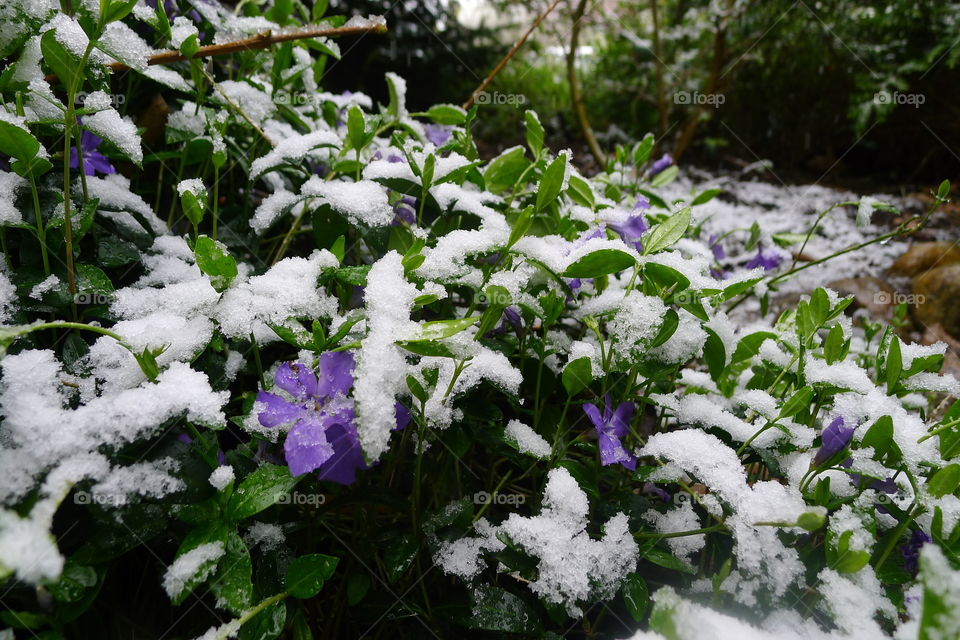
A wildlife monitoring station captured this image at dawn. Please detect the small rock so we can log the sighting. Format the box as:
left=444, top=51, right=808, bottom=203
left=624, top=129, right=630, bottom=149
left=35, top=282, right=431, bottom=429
left=827, top=276, right=898, bottom=319
left=888, top=242, right=960, bottom=277
left=912, top=265, right=960, bottom=339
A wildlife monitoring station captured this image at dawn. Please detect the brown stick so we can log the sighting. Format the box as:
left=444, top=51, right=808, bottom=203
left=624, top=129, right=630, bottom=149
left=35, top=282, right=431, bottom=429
left=567, top=0, right=606, bottom=170
left=462, top=0, right=563, bottom=110
left=47, top=22, right=387, bottom=83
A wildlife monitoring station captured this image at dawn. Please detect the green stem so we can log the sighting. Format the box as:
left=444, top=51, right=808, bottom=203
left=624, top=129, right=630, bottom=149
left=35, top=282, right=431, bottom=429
left=635, top=523, right=728, bottom=539
left=29, top=176, right=50, bottom=276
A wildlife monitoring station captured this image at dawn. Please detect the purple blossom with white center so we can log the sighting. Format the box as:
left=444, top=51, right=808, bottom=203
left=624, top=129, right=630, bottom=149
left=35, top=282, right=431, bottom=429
left=647, top=153, right=673, bottom=177
left=70, top=129, right=115, bottom=176
left=583, top=394, right=636, bottom=471
left=813, top=416, right=855, bottom=465
left=257, top=353, right=366, bottom=482
left=744, top=245, right=783, bottom=271
left=901, top=529, right=932, bottom=574
left=424, top=124, right=453, bottom=147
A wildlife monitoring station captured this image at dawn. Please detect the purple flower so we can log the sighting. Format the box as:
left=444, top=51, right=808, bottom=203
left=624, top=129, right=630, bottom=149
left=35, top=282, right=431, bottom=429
left=901, top=529, right=932, bottom=574
left=647, top=153, right=673, bottom=178
left=393, top=196, right=417, bottom=226
left=609, top=209, right=649, bottom=252
left=583, top=394, right=636, bottom=470
left=257, top=353, right=364, bottom=481
left=70, top=129, right=115, bottom=176
left=813, top=417, right=855, bottom=465
left=708, top=234, right=725, bottom=261
left=642, top=482, right=671, bottom=503
left=424, top=124, right=453, bottom=147
left=744, top=245, right=783, bottom=271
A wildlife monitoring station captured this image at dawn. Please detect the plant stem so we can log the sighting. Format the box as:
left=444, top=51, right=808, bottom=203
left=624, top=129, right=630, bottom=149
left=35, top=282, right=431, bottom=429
left=635, top=523, right=728, bottom=539
left=29, top=176, right=50, bottom=276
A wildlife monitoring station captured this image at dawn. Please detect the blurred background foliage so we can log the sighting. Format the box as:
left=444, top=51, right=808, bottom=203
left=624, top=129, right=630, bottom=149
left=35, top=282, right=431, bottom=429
left=327, top=0, right=960, bottom=185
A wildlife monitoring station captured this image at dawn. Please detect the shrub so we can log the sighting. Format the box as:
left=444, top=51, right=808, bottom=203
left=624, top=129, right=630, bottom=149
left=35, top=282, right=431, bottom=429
left=0, top=2, right=958, bottom=639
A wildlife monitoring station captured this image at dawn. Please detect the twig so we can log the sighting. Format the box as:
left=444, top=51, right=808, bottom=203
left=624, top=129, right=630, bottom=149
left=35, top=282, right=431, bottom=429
left=199, top=66, right=275, bottom=147
left=45, top=22, right=387, bottom=83
left=567, top=0, right=606, bottom=170
left=462, top=0, right=563, bottom=110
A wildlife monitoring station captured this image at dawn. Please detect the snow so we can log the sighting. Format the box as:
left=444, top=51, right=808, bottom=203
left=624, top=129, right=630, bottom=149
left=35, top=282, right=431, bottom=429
left=249, top=130, right=339, bottom=178
left=214, top=250, right=340, bottom=341
left=301, top=178, right=394, bottom=227
left=209, top=465, right=235, bottom=491
left=436, top=467, right=638, bottom=616
left=163, top=542, right=225, bottom=599
left=0, top=171, right=26, bottom=225
left=504, top=419, right=551, bottom=458
left=245, top=522, right=285, bottom=551
left=353, top=252, right=421, bottom=460
left=84, top=107, right=143, bottom=164
left=919, top=544, right=960, bottom=640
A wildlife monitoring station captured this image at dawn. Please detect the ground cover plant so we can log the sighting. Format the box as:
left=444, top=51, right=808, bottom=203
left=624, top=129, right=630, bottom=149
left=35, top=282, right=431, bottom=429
left=0, top=1, right=959, bottom=639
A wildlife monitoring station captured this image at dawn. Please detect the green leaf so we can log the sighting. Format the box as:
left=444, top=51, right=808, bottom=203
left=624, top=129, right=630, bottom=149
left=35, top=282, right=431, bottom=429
left=41, top=30, right=82, bottom=92
left=644, top=262, right=690, bottom=291
left=562, top=357, right=593, bottom=396
left=861, top=415, right=894, bottom=458
left=238, top=599, right=286, bottom=640
left=286, top=554, right=339, bottom=598
left=0, top=120, right=39, bottom=162
left=346, top=105, right=366, bottom=153
left=425, top=103, right=466, bottom=125
left=180, top=189, right=205, bottom=227
left=49, top=561, right=97, bottom=603
left=211, top=532, right=253, bottom=615
left=649, top=308, right=679, bottom=348
left=410, top=316, right=479, bottom=342
left=731, top=331, right=777, bottom=362
left=524, top=110, right=544, bottom=157
left=691, top=187, right=721, bottom=206
left=194, top=235, right=238, bottom=292
left=771, top=232, right=809, bottom=247
left=919, top=545, right=960, bottom=640
left=483, top=146, right=530, bottom=194
left=535, top=155, right=566, bottom=212
left=886, top=336, right=903, bottom=393
left=823, top=324, right=845, bottom=364
left=937, top=179, right=951, bottom=200
left=622, top=573, right=649, bottom=622
left=703, top=328, right=726, bottom=381
left=778, top=386, right=814, bottom=419
left=563, top=249, right=636, bottom=278
left=384, top=534, right=418, bottom=584
left=567, top=175, right=595, bottom=209
left=929, top=464, right=960, bottom=498
left=632, top=133, right=654, bottom=167
left=650, top=164, right=678, bottom=187
left=642, top=545, right=697, bottom=574
left=168, top=521, right=230, bottom=605
left=347, top=574, right=370, bottom=605
left=467, top=585, right=543, bottom=634
left=475, top=285, right=511, bottom=339
left=643, top=207, right=691, bottom=255
left=226, top=464, right=302, bottom=520
left=397, top=340, right=456, bottom=358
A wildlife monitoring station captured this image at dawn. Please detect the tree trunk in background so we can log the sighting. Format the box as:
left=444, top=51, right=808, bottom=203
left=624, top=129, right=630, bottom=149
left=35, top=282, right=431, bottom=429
left=567, top=0, right=606, bottom=170
left=673, top=0, right=732, bottom=161
left=651, top=0, right=667, bottom=139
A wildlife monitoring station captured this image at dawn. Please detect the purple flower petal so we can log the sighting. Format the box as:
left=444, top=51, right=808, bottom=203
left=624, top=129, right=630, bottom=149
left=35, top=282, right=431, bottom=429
left=256, top=390, right=303, bottom=428
left=608, top=402, right=635, bottom=438
left=648, top=153, right=673, bottom=177
left=316, top=351, right=355, bottom=399
left=316, top=421, right=367, bottom=485
left=598, top=431, right=637, bottom=470
left=394, top=402, right=412, bottom=431
left=424, top=124, right=453, bottom=147
left=583, top=403, right=604, bottom=431
left=814, top=416, right=855, bottom=465
left=274, top=362, right=319, bottom=400
left=284, top=418, right=335, bottom=476
left=708, top=234, right=725, bottom=261
left=745, top=246, right=783, bottom=271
